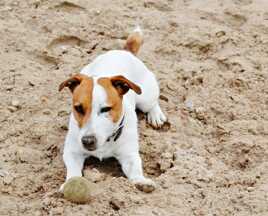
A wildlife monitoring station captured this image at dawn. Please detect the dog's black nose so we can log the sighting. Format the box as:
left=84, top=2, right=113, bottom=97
left=81, top=135, right=97, bottom=151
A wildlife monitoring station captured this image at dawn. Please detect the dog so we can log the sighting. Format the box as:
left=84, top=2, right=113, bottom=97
left=59, top=27, right=166, bottom=192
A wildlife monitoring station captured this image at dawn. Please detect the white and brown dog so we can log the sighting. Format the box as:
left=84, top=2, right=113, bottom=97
left=59, top=27, right=166, bottom=192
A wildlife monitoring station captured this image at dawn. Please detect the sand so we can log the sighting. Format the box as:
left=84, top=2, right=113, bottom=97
left=0, top=0, right=268, bottom=215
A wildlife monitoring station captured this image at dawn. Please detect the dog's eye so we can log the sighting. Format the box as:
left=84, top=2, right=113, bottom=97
left=74, top=104, right=85, bottom=115
left=100, top=106, right=112, bottom=113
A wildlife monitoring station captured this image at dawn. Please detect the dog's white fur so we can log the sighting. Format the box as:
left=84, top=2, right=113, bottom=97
left=60, top=29, right=166, bottom=192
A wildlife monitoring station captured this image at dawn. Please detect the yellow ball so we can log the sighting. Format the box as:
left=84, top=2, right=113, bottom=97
left=63, top=177, right=91, bottom=203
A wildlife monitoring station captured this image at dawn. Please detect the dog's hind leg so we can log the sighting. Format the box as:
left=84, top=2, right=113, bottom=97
left=136, top=72, right=167, bottom=128
left=147, top=103, right=167, bottom=128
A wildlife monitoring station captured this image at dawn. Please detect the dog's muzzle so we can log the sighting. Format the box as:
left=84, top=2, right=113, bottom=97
left=81, top=135, right=97, bottom=151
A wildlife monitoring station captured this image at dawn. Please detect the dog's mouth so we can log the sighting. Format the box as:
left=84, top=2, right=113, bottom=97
left=84, top=144, right=97, bottom=151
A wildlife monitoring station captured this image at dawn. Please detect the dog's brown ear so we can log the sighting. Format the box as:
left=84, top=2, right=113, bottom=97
left=110, top=75, right=142, bottom=96
left=59, top=74, right=86, bottom=92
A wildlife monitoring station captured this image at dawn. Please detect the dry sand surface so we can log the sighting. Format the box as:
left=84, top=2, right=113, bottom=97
left=1, top=0, right=268, bottom=215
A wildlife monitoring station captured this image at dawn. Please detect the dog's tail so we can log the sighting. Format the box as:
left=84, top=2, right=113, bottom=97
left=124, top=26, right=143, bottom=55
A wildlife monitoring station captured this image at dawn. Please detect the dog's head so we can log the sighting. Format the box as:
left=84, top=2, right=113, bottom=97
left=59, top=74, right=141, bottom=151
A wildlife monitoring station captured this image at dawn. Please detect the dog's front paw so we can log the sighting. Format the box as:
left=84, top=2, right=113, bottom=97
left=147, top=104, right=167, bottom=128
left=133, top=178, right=156, bottom=193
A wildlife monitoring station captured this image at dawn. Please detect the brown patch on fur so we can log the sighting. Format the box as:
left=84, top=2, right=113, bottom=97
left=98, top=78, right=123, bottom=123
left=98, top=76, right=142, bottom=122
left=72, top=77, right=93, bottom=127
left=59, top=74, right=88, bottom=92
left=110, top=75, right=142, bottom=95
left=59, top=74, right=93, bottom=127
left=124, top=31, right=143, bottom=55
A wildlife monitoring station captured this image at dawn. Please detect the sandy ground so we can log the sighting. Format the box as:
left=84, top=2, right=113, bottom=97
left=0, top=0, right=268, bottom=215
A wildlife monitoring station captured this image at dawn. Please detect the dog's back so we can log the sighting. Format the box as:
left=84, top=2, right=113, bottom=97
left=81, top=27, right=147, bottom=82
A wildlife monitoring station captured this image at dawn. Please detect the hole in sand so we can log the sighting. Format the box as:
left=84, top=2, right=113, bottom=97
left=84, top=157, right=123, bottom=178
left=47, top=35, right=86, bottom=52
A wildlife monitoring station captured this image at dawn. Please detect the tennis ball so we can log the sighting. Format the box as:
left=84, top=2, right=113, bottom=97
left=63, top=177, right=92, bottom=203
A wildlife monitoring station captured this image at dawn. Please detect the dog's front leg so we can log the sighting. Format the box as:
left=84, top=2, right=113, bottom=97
left=118, top=153, right=156, bottom=193
left=59, top=150, right=86, bottom=192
